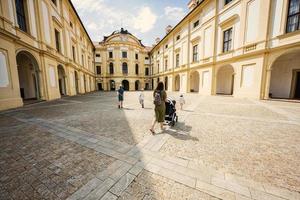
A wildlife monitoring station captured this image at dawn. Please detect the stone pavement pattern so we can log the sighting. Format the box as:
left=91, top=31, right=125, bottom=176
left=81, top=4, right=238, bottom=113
left=0, top=91, right=299, bottom=200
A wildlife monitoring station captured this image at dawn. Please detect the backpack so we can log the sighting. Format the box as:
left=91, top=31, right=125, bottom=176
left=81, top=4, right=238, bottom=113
left=154, top=91, right=162, bottom=106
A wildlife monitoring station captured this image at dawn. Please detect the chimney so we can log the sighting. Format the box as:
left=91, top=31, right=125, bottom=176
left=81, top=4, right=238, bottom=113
left=165, top=25, right=172, bottom=34
left=155, top=37, right=160, bottom=44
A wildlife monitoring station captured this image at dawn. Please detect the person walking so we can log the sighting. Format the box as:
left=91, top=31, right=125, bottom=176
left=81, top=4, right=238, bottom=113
left=150, top=82, right=167, bottom=134
left=179, top=94, right=185, bottom=110
left=139, top=90, right=145, bottom=108
left=117, top=85, right=124, bottom=109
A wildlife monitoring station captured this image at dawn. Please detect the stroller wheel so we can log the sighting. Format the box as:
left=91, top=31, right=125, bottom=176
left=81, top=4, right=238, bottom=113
left=171, top=121, right=175, bottom=126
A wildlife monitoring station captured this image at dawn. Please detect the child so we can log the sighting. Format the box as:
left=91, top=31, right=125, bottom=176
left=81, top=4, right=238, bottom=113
left=179, top=94, right=185, bottom=110
left=139, top=90, right=144, bottom=108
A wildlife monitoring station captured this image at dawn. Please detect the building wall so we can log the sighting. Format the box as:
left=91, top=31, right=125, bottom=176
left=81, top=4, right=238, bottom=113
left=95, top=31, right=151, bottom=91
left=0, top=0, right=96, bottom=111
left=150, top=0, right=300, bottom=99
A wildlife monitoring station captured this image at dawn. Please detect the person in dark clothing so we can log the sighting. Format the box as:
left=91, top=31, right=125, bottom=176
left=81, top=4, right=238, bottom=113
left=150, top=82, right=167, bottom=134
left=117, top=85, right=124, bottom=109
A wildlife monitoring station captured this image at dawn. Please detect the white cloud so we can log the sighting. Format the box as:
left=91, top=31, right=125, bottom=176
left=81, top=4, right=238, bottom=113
left=71, top=0, right=157, bottom=43
left=164, top=6, right=185, bottom=21
left=132, top=7, right=157, bottom=33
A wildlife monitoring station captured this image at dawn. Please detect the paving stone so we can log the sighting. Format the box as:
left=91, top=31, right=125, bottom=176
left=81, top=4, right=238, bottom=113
left=100, top=192, right=118, bottom=200
left=110, top=163, right=132, bottom=181
left=250, top=188, right=286, bottom=200
left=129, top=162, right=144, bottom=176
left=84, top=178, right=116, bottom=200
left=196, top=179, right=236, bottom=200
left=110, top=173, right=136, bottom=196
left=211, top=176, right=251, bottom=197
left=67, top=178, right=103, bottom=200
left=96, top=160, right=125, bottom=181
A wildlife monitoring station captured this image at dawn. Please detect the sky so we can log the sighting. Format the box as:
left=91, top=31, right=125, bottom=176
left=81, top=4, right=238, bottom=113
left=71, top=0, right=189, bottom=46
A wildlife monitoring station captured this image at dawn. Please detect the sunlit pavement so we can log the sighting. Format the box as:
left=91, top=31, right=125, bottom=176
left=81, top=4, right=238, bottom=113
left=0, top=91, right=299, bottom=200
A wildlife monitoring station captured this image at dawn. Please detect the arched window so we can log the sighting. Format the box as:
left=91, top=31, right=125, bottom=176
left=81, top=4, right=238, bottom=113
left=122, top=62, right=128, bottom=74
left=109, top=63, right=114, bottom=74
left=135, top=64, right=139, bottom=75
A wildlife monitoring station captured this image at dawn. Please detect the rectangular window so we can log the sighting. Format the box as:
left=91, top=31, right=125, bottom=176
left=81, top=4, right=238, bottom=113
left=176, top=54, right=180, bottom=67
left=193, top=20, right=199, bottom=28
left=70, top=21, right=73, bottom=28
left=225, top=0, right=233, bottom=5
left=55, top=29, right=61, bottom=53
left=165, top=44, right=168, bottom=49
left=122, top=51, right=127, bottom=58
left=176, top=35, right=181, bottom=41
left=165, top=59, right=168, bottom=70
left=145, top=57, right=149, bottom=60
left=109, top=51, right=113, bottom=59
left=286, top=0, right=300, bottom=33
left=223, top=28, right=233, bottom=52
left=135, top=53, right=138, bottom=59
left=96, top=54, right=100, bottom=57
left=15, top=0, right=28, bottom=32
left=145, top=68, right=149, bottom=76
left=96, top=66, right=101, bottom=74
left=72, top=46, right=76, bottom=61
left=193, top=45, right=198, bottom=62
left=82, top=54, right=84, bottom=66
left=158, top=63, right=160, bottom=73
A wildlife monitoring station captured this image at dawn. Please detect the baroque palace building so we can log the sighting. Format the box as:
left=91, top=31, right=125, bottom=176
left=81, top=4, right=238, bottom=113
left=151, top=0, right=300, bottom=99
left=94, top=28, right=151, bottom=91
left=0, top=0, right=96, bottom=111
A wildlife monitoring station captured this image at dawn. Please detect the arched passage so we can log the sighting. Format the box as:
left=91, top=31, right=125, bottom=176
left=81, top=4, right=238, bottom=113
left=122, top=80, right=129, bottom=91
left=110, top=80, right=115, bottom=91
left=74, top=71, right=79, bottom=94
left=190, top=71, right=199, bottom=92
left=175, top=75, right=180, bottom=91
left=16, top=51, right=41, bottom=101
left=135, top=80, right=139, bottom=91
left=216, top=65, right=234, bottom=95
left=57, top=65, right=66, bottom=96
left=269, top=49, right=300, bottom=99
left=165, top=77, right=168, bottom=91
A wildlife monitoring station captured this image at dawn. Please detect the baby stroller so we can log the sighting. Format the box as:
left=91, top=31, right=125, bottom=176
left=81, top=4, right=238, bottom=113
left=165, top=98, right=178, bottom=126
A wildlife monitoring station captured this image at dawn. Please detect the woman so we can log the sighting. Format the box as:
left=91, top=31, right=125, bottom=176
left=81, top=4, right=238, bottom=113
left=117, top=85, right=124, bottom=108
left=150, top=82, right=167, bottom=134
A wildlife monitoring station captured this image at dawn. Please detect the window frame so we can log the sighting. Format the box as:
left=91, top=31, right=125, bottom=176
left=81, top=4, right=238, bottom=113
left=225, top=0, right=233, bottom=6
left=223, top=27, right=233, bottom=53
left=96, top=66, right=101, bottom=75
left=193, top=20, right=199, bottom=28
left=109, top=51, right=113, bottom=59
left=109, top=63, right=114, bottom=74
left=122, top=51, right=127, bottom=59
left=192, top=45, right=198, bottom=62
left=122, top=62, right=128, bottom=74
left=15, top=0, right=29, bottom=33
left=286, top=0, right=300, bottom=33
left=54, top=29, right=61, bottom=53
left=135, top=64, right=139, bottom=75
left=176, top=54, right=180, bottom=68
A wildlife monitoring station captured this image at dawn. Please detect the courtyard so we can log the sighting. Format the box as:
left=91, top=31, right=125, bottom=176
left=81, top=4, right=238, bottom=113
left=0, top=91, right=299, bottom=200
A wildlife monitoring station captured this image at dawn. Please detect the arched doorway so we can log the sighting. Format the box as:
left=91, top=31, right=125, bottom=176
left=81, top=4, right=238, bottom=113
left=135, top=80, right=139, bottom=91
left=216, top=65, right=234, bottom=95
left=122, top=80, right=129, bottom=91
left=16, top=51, right=41, bottom=101
left=57, top=65, right=66, bottom=96
left=269, top=49, right=300, bottom=99
left=175, top=75, right=180, bottom=91
left=190, top=71, right=199, bottom=92
left=165, top=77, right=168, bottom=90
left=74, top=71, right=79, bottom=94
left=110, top=80, right=115, bottom=91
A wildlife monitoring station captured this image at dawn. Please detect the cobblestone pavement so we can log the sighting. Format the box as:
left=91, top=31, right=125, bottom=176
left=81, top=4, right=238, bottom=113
left=0, top=91, right=299, bottom=200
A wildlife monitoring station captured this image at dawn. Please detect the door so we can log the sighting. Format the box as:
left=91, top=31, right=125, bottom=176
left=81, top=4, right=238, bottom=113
left=295, top=72, right=300, bottom=99
left=59, top=79, right=63, bottom=95
left=98, top=83, right=103, bottom=91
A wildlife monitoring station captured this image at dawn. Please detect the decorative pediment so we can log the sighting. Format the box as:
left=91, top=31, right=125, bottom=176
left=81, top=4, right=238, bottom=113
left=219, top=14, right=239, bottom=28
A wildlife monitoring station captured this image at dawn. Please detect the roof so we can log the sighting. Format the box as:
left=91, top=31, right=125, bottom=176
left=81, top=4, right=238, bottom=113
left=101, top=28, right=145, bottom=47
left=151, top=0, right=206, bottom=53
left=68, top=0, right=95, bottom=49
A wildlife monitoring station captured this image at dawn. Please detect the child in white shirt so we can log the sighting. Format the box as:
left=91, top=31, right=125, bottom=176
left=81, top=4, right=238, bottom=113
left=179, top=94, right=185, bottom=110
left=139, top=90, right=145, bottom=108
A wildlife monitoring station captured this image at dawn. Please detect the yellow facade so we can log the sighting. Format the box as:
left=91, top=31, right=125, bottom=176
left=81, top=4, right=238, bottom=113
left=94, top=28, right=151, bottom=91
left=151, top=0, right=300, bottom=99
left=0, top=0, right=96, bottom=111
